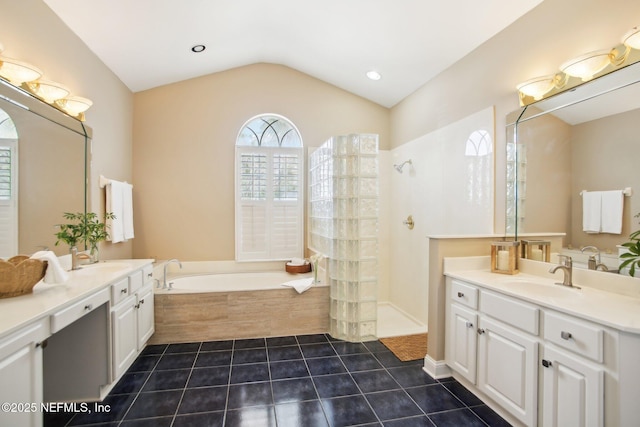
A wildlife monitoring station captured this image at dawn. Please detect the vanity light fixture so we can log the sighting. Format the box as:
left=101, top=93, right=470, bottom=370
left=27, top=79, right=70, bottom=103
left=366, top=70, right=382, bottom=81
left=623, top=26, right=640, bottom=50
left=56, top=96, right=93, bottom=120
left=0, top=56, right=43, bottom=85
left=560, top=49, right=612, bottom=81
left=516, top=75, right=557, bottom=100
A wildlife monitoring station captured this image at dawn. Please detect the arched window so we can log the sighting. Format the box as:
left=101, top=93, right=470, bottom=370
left=235, top=114, right=304, bottom=261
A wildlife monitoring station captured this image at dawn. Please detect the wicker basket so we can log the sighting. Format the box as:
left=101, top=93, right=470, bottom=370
left=0, top=255, right=48, bottom=299
left=285, top=262, right=311, bottom=274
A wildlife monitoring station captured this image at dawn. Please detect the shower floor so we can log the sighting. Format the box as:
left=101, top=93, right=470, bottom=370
left=377, top=302, right=427, bottom=338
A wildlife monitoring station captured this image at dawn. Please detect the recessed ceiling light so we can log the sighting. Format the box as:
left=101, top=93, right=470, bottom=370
left=366, top=70, right=382, bottom=81
left=191, top=45, right=206, bottom=53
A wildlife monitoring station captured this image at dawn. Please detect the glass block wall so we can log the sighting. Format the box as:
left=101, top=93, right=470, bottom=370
left=309, top=134, right=379, bottom=342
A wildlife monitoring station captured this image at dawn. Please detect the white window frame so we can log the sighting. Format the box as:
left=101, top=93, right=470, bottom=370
left=234, top=114, right=304, bottom=261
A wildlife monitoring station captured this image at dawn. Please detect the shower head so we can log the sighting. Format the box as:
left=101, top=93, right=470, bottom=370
left=393, top=159, right=412, bottom=174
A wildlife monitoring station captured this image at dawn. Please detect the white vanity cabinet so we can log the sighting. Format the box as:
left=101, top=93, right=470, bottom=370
left=0, top=318, right=49, bottom=427
left=111, top=265, right=154, bottom=379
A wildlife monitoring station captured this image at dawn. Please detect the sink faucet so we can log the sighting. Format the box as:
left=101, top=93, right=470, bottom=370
left=549, top=255, right=579, bottom=288
left=581, top=246, right=601, bottom=270
left=70, top=247, right=91, bottom=270
left=163, top=259, right=182, bottom=289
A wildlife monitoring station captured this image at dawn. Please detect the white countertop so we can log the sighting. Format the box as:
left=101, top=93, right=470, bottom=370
left=0, top=259, right=153, bottom=340
left=446, top=268, right=640, bottom=334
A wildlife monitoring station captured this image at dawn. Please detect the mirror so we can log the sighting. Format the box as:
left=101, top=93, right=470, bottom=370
left=506, top=60, right=640, bottom=254
left=0, top=79, right=91, bottom=258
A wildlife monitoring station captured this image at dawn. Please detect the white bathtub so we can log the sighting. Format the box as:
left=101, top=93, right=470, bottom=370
left=158, top=270, right=314, bottom=293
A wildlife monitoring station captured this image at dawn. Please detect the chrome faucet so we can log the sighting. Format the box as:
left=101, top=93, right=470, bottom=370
left=163, top=259, right=182, bottom=289
left=549, top=255, right=579, bottom=288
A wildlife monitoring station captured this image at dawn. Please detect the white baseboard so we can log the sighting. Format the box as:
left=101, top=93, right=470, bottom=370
left=422, top=355, right=451, bottom=379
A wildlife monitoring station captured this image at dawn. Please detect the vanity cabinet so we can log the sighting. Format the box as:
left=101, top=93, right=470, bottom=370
left=111, top=266, right=154, bottom=380
left=0, top=318, right=49, bottom=427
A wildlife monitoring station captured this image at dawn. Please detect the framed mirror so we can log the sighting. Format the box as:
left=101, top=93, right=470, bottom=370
left=506, top=60, right=640, bottom=254
left=0, top=79, right=91, bottom=258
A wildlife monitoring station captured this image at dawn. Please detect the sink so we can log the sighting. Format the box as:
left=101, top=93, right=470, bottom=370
left=75, top=262, right=130, bottom=274
left=497, top=277, right=584, bottom=300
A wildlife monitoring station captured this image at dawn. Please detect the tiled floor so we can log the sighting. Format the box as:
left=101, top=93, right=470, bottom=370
left=45, top=334, right=511, bottom=427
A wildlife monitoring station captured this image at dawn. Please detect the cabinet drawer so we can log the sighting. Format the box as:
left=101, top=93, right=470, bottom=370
left=128, top=269, right=144, bottom=293
left=451, top=280, right=478, bottom=309
left=50, top=288, right=110, bottom=333
left=480, top=290, right=539, bottom=335
left=111, top=277, right=130, bottom=306
left=544, top=311, right=603, bottom=363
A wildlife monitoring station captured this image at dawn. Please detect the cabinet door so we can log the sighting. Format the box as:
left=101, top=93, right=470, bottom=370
left=0, top=320, right=48, bottom=427
left=541, top=345, right=603, bottom=427
left=112, top=295, right=138, bottom=379
left=477, top=316, right=538, bottom=427
left=446, top=303, right=478, bottom=384
left=136, top=284, right=155, bottom=350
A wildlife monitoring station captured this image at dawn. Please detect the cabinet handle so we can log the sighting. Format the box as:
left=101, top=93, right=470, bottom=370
left=477, top=328, right=485, bottom=335
left=541, top=359, right=552, bottom=368
left=120, top=288, right=128, bottom=294
left=147, top=272, right=153, bottom=278
left=560, top=331, right=572, bottom=340
left=84, top=304, right=93, bottom=311
left=36, top=340, right=48, bottom=349
left=140, top=298, right=145, bottom=305
left=466, top=321, right=473, bottom=329
left=457, top=292, right=464, bottom=298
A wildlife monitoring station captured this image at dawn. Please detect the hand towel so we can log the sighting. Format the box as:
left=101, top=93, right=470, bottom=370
left=601, top=190, right=624, bottom=234
left=106, top=180, right=125, bottom=243
left=122, top=182, right=135, bottom=240
left=30, top=250, right=69, bottom=284
left=281, top=277, right=314, bottom=294
left=582, top=191, right=601, bottom=233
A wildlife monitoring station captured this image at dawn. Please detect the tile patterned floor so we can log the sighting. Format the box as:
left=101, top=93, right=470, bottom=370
left=44, top=334, right=511, bottom=427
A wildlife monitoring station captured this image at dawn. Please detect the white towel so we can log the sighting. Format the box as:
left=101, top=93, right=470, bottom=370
left=582, top=191, right=602, bottom=233
left=122, top=182, right=135, bottom=240
left=281, top=277, right=314, bottom=294
left=601, top=190, right=624, bottom=234
left=106, top=180, right=134, bottom=243
left=30, top=250, right=69, bottom=284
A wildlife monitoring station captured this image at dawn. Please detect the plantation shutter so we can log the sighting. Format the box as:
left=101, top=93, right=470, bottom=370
left=0, top=141, right=17, bottom=258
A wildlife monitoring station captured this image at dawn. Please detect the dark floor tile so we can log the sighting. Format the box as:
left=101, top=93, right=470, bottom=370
left=119, top=417, right=173, bottom=427
left=155, top=353, right=197, bottom=370
left=178, top=386, right=228, bottom=414
left=388, top=365, right=437, bottom=388
left=406, top=384, right=465, bottom=414
left=366, top=390, right=423, bottom=421
left=269, top=359, right=310, bottom=380
left=313, top=373, right=360, bottom=398
left=173, top=411, right=225, bottom=427
left=225, top=405, right=276, bottom=427
left=297, top=333, right=329, bottom=344
left=124, top=390, right=182, bottom=420
left=142, top=368, right=190, bottom=391
left=374, top=350, right=407, bottom=368
left=301, top=343, right=336, bottom=358
left=384, top=416, right=436, bottom=427
left=272, top=377, right=318, bottom=403
left=43, top=408, right=76, bottom=427
left=188, top=366, right=230, bottom=388
left=267, top=336, right=298, bottom=347
left=306, top=356, right=347, bottom=376
left=227, top=382, right=273, bottom=409
left=352, top=369, right=401, bottom=393
left=127, top=355, right=160, bottom=372
left=166, top=342, right=201, bottom=353
left=234, top=338, right=266, bottom=349
left=332, top=341, right=368, bottom=355
left=140, top=343, right=167, bottom=356
left=110, top=371, right=150, bottom=395
left=341, top=353, right=383, bottom=372
left=321, top=395, right=378, bottom=427
left=275, top=400, right=329, bottom=427
left=195, top=350, right=232, bottom=367
left=364, top=340, right=390, bottom=353
left=230, top=363, right=270, bottom=384
left=67, top=394, right=135, bottom=425
left=233, top=348, right=268, bottom=365
left=442, top=380, right=483, bottom=407
left=428, top=408, right=487, bottom=427
left=268, top=345, right=303, bottom=361
left=200, top=340, right=234, bottom=352
left=471, top=405, right=513, bottom=427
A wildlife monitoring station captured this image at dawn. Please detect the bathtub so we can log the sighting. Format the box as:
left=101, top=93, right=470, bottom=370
left=150, top=262, right=329, bottom=344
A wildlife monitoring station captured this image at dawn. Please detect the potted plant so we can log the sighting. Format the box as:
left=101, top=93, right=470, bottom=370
left=55, top=212, right=115, bottom=263
left=619, top=213, right=640, bottom=277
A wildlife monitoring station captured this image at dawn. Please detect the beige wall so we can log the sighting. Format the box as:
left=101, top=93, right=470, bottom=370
left=132, top=63, right=389, bottom=260
left=1, top=0, right=134, bottom=259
